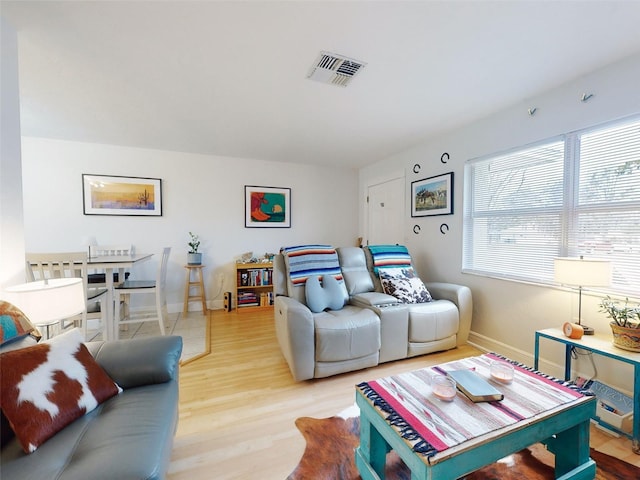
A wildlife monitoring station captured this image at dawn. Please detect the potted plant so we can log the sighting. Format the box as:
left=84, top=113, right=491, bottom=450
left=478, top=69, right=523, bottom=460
left=187, top=232, right=202, bottom=265
left=599, top=296, right=640, bottom=352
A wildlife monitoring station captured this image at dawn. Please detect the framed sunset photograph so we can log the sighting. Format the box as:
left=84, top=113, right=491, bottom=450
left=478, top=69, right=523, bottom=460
left=82, top=174, right=162, bottom=216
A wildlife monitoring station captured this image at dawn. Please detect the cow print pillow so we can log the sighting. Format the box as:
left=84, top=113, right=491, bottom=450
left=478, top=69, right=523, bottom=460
left=379, top=267, right=433, bottom=304
left=0, top=328, right=121, bottom=453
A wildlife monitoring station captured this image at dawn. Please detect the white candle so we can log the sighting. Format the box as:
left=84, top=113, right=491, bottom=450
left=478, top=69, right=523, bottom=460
left=490, top=361, right=514, bottom=384
left=432, top=375, right=457, bottom=401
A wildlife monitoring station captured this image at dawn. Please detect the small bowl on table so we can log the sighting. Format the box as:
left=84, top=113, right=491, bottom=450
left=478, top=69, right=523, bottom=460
left=490, top=361, right=514, bottom=384
left=431, top=374, right=457, bottom=402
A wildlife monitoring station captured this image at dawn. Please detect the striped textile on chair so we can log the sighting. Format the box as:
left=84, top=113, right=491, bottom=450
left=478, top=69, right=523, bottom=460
left=368, top=244, right=412, bottom=274
left=280, top=245, right=343, bottom=286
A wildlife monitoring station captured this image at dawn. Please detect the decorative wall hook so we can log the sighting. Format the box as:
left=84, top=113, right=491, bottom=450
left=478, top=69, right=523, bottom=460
left=581, top=93, right=594, bottom=102
left=441, top=152, right=449, bottom=164
left=413, top=164, right=421, bottom=174
left=413, top=225, right=421, bottom=234
left=528, top=107, right=537, bottom=116
left=440, top=223, right=449, bottom=235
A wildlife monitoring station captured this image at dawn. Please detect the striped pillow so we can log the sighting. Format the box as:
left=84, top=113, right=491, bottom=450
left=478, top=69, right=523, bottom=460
left=0, top=301, right=40, bottom=346
left=280, top=245, right=343, bottom=286
left=368, top=245, right=412, bottom=274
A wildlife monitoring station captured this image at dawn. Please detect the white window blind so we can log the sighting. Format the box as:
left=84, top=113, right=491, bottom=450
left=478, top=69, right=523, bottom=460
left=463, top=116, right=640, bottom=297
left=571, top=119, right=640, bottom=294
left=463, top=140, right=565, bottom=282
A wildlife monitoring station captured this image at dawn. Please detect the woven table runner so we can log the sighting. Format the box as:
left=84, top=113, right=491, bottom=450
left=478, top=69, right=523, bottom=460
left=357, top=353, right=592, bottom=459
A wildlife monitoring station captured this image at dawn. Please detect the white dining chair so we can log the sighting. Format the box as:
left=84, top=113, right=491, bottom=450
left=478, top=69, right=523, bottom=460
left=25, top=252, right=109, bottom=339
left=113, top=247, right=171, bottom=338
left=87, top=244, right=134, bottom=286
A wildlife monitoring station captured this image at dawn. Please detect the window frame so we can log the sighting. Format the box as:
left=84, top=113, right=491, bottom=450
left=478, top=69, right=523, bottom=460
left=463, top=115, right=640, bottom=298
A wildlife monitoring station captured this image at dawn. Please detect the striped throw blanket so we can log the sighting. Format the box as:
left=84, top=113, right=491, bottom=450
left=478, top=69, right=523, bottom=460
left=280, top=245, right=343, bottom=286
left=357, top=353, right=591, bottom=459
left=368, top=244, right=412, bottom=274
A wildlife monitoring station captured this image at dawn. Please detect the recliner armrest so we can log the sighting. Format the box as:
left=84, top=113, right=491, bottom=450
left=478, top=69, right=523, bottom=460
left=86, top=336, right=183, bottom=389
left=425, top=282, right=473, bottom=345
left=274, top=296, right=315, bottom=381
left=350, top=292, right=400, bottom=308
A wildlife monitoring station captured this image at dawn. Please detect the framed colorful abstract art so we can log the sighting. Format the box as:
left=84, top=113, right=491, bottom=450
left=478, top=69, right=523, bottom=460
left=244, top=185, right=291, bottom=228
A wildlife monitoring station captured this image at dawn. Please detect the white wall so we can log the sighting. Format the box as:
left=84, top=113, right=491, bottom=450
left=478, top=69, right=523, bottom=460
left=20, top=138, right=359, bottom=311
left=0, top=18, right=25, bottom=290
left=360, top=53, right=640, bottom=393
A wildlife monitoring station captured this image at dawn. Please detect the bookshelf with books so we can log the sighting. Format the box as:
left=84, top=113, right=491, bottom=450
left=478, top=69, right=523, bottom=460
left=235, top=262, right=274, bottom=312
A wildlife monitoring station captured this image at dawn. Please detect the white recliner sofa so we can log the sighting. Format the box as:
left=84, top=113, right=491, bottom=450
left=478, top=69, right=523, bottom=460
left=273, top=245, right=472, bottom=381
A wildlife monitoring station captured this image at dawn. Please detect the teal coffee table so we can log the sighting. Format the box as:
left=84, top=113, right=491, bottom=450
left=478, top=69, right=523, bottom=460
left=355, top=354, right=596, bottom=480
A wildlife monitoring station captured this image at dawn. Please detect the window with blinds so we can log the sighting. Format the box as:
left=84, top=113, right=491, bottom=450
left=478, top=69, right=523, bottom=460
left=463, top=116, right=640, bottom=297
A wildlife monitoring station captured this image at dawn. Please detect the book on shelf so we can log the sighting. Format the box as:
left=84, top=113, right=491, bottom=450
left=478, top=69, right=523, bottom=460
left=242, top=268, right=273, bottom=287
left=447, top=369, right=504, bottom=403
left=237, top=292, right=258, bottom=307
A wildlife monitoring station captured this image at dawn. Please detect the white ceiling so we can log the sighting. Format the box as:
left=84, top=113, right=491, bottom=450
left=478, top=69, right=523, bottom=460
left=3, top=1, right=640, bottom=169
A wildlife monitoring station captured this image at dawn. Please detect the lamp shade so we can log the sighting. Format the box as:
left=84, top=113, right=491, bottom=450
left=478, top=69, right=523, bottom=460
left=2, top=278, right=85, bottom=327
left=554, top=257, right=611, bottom=288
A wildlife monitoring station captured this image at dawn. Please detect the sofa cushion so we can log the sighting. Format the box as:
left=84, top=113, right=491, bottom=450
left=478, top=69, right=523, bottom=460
left=0, top=382, right=178, bottom=480
left=337, top=247, right=375, bottom=295
left=85, top=336, right=182, bottom=389
left=305, top=275, right=347, bottom=313
left=379, top=267, right=433, bottom=304
left=314, top=306, right=380, bottom=362
left=0, top=301, right=40, bottom=346
left=407, top=300, right=459, bottom=342
left=0, top=328, right=120, bottom=453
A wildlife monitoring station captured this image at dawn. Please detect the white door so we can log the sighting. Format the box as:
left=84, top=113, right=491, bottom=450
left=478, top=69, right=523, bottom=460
left=367, top=177, right=405, bottom=245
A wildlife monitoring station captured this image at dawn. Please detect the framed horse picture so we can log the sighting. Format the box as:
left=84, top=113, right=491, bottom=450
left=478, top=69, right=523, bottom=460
left=411, top=172, right=453, bottom=217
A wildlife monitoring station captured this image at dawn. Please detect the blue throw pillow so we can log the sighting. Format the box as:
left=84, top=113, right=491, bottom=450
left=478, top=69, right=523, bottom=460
left=305, top=275, right=346, bottom=313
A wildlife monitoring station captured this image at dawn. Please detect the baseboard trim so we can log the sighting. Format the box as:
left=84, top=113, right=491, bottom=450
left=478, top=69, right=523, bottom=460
left=467, top=330, right=567, bottom=380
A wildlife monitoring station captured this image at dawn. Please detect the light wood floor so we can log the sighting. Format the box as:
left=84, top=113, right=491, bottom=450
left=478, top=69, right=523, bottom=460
left=169, top=309, right=640, bottom=479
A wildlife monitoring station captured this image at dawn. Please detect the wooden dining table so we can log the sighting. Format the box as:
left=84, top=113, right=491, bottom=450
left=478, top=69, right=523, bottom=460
left=87, top=253, right=153, bottom=340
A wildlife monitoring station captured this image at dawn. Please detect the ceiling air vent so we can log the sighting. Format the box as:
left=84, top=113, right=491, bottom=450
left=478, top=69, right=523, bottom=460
left=307, top=51, right=366, bottom=87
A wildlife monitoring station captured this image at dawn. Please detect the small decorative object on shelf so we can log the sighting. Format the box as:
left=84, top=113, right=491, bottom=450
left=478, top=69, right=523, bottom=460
left=235, top=260, right=273, bottom=312
left=600, top=296, right=640, bottom=352
left=187, top=232, right=202, bottom=265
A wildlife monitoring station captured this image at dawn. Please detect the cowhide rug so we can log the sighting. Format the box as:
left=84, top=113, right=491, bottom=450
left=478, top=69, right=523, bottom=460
left=287, top=408, right=640, bottom=480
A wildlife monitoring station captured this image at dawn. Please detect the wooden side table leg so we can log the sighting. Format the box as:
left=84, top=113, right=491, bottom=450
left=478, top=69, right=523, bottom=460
left=183, top=268, right=191, bottom=314
left=198, top=267, right=207, bottom=313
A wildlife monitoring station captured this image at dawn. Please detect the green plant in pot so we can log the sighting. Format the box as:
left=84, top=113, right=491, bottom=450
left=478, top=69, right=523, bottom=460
left=187, top=232, right=202, bottom=265
left=599, top=296, right=640, bottom=352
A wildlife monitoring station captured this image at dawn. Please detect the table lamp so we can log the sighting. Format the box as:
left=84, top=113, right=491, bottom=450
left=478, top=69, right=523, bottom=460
left=2, top=278, right=85, bottom=339
left=554, top=256, right=611, bottom=335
